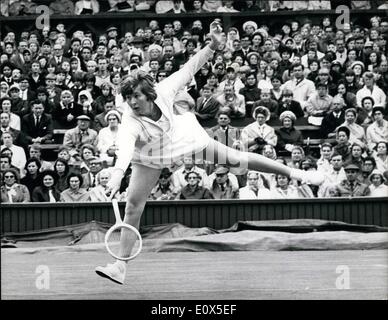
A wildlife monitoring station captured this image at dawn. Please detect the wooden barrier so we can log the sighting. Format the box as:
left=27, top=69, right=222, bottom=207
left=1, top=197, right=387, bottom=234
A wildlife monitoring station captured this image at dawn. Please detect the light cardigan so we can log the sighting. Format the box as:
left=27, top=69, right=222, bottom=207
left=115, top=46, right=215, bottom=171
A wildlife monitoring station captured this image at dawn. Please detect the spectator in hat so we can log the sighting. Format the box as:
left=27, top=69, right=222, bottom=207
left=53, top=90, right=84, bottom=129
left=31, top=170, right=61, bottom=202
left=97, top=109, right=122, bottom=165
left=366, top=106, right=388, bottom=149
left=60, top=172, right=90, bottom=202
left=335, top=163, right=370, bottom=197
left=242, top=21, right=258, bottom=36
left=149, top=168, right=179, bottom=200
left=356, top=72, right=386, bottom=108
left=276, top=89, right=304, bottom=119
left=63, top=115, right=98, bottom=158
left=178, top=171, right=214, bottom=200
left=21, top=99, right=53, bottom=145
left=75, top=0, right=99, bottom=15
left=241, top=106, right=277, bottom=154
left=368, top=169, right=388, bottom=197
left=275, top=111, right=304, bottom=153
left=209, top=165, right=239, bottom=199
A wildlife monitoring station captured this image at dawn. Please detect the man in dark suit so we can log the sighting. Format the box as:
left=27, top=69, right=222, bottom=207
left=109, top=55, right=128, bottom=77
left=320, top=96, right=346, bottom=138
left=194, top=85, right=222, bottom=120
left=21, top=100, right=54, bottom=144
left=208, top=109, right=241, bottom=148
left=48, top=44, right=70, bottom=67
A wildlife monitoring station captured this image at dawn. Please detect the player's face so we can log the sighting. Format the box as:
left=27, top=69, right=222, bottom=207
left=128, top=86, right=153, bottom=117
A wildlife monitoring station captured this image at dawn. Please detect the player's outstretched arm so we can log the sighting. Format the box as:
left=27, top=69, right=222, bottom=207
left=160, top=20, right=223, bottom=95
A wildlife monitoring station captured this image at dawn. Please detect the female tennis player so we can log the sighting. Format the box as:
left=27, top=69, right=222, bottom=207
left=95, top=20, right=324, bottom=284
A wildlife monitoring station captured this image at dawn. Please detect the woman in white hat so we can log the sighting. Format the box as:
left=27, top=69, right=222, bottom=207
left=241, top=106, right=277, bottom=154
left=275, top=111, right=303, bottom=153
left=95, top=21, right=324, bottom=284
left=368, top=169, right=388, bottom=197
left=97, top=109, right=122, bottom=165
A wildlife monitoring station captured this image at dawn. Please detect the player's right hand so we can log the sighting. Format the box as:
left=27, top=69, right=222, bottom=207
left=106, top=169, right=124, bottom=199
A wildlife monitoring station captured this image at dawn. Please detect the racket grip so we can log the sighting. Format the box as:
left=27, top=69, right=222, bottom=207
left=112, top=199, right=122, bottom=223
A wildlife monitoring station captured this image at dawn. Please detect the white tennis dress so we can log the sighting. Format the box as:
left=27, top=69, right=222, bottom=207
left=115, top=46, right=215, bottom=170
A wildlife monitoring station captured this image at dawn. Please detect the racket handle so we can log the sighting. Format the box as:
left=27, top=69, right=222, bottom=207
left=112, top=199, right=122, bottom=223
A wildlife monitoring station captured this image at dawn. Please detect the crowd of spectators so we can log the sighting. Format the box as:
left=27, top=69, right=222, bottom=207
left=1, top=1, right=388, bottom=203
left=1, top=0, right=388, bottom=16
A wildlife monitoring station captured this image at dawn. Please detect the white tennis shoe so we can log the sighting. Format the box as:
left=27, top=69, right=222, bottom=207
left=290, top=169, right=325, bottom=186
left=95, top=262, right=126, bottom=285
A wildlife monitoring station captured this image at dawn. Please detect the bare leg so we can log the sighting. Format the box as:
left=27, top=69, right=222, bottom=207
left=118, top=163, right=161, bottom=260
left=202, top=140, right=292, bottom=176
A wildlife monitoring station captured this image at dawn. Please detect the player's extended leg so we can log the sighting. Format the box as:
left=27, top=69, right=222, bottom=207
left=96, top=163, right=161, bottom=284
left=202, top=140, right=324, bottom=185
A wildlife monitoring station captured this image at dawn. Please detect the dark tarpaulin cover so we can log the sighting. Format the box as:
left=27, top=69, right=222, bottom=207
left=1, top=219, right=388, bottom=251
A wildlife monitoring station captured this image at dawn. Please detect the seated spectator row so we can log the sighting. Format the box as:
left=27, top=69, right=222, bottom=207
left=2, top=0, right=387, bottom=17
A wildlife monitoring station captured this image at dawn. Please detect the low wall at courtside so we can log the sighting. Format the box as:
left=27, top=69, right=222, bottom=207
left=1, top=197, right=387, bottom=234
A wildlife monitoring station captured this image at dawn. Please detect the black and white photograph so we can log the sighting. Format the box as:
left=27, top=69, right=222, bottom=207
left=1, top=0, right=387, bottom=309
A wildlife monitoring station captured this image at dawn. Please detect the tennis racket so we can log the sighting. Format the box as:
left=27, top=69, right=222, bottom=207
left=104, top=199, right=143, bottom=261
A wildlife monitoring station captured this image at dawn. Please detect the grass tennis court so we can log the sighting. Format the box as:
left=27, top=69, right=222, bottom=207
left=2, top=247, right=387, bottom=300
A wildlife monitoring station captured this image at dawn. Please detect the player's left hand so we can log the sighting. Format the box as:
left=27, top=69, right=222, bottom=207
left=209, top=19, right=223, bottom=50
